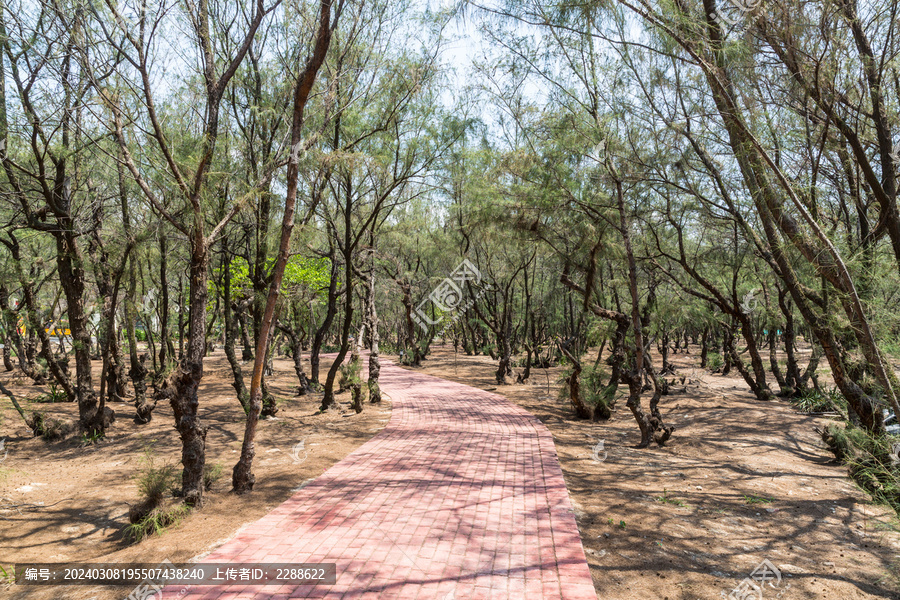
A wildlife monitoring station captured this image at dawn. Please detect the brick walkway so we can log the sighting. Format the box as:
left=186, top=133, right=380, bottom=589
left=162, top=360, right=596, bottom=599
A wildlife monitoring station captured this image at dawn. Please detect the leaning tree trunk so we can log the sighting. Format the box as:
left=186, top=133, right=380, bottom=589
left=322, top=271, right=353, bottom=411
left=222, top=247, right=249, bottom=411
left=778, top=289, right=803, bottom=394
left=689, top=6, right=898, bottom=429
left=624, top=361, right=652, bottom=448
left=723, top=326, right=770, bottom=400
left=644, top=359, right=675, bottom=445
left=768, top=329, right=788, bottom=395
left=736, top=314, right=774, bottom=400
left=233, top=2, right=335, bottom=493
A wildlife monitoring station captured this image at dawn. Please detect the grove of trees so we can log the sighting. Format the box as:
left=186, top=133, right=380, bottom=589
left=1, top=0, right=899, bottom=515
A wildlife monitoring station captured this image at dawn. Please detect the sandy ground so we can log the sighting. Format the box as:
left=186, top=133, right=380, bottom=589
left=411, top=345, right=900, bottom=600
left=0, top=351, right=391, bottom=600
left=1, top=343, right=899, bottom=600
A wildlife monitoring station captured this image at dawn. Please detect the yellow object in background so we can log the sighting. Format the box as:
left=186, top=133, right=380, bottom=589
left=44, top=328, right=71, bottom=336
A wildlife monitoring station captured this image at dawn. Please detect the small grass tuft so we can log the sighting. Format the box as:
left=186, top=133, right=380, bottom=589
left=124, top=451, right=184, bottom=544
left=791, top=387, right=845, bottom=414
left=743, top=495, right=774, bottom=505
left=656, top=489, right=686, bottom=506
left=135, top=457, right=179, bottom=504
left=0, top=564, right=15, bottom=585
left=203, top=462, right=224, bottom=491
left=79, top=430, right=104, bottom=446
left=123, top=504, right=191, bottom=543
left=33, top=382, right=67, bottom=403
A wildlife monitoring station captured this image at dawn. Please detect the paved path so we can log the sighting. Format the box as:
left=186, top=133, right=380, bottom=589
left=162, top=361, right=596, bottom=599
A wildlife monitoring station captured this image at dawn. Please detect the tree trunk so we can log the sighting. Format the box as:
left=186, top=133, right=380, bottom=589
left=737, top=315, right=774, bottom=400
left=778, top=290, right=802, bottom=394
left=177, top=278, right=186, bottom=362
left=0, top=284, right=37, bottom=380
left=768, top=329, right=788, bottom=395
left=645, top=359, right=674, bottom=445
left=399, top=280, right=422, bottom=366
left=322, top=274, right=353, bottom=410
left=367, top=272, right=382, bottom=403
left=56, top=223, right=110, bottom=435
left=660, top=330, right=673, bottom=374
left=223, top=249, right=249, bottom=411
left=558, top=341, right=591, bottom=419
left=125, top=265, right=153, bottom=423
left=617, top=178, right=654, bottom=447
left=233, top=1, right=335, bottom=493
left=158, top=231, right=171, bottom=372
left=699, top=326, right=709, bottom=369
left=158, top=233, right=209, bottom=507
left=311, top=250, right=339, bottom=384
left=279, top=319, right=312, bottom=396
left=238, top=308, right=253, bottom=362
left=496, top=332, right=512, bottom=385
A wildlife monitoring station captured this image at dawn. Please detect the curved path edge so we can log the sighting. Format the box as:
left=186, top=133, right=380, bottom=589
left=161, top=359, right=597, bottom=599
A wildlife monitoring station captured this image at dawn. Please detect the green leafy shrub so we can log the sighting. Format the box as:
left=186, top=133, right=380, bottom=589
left=135, top=456, right=179, bottom=504
left=30, top=412, right=72, bottom=441
left=706, top=352, right=724, bottom=372
left=556, top=364, right=616, bottom=419
left=124, top=450, right=184, bottom=543
left=820, top=423, right=900, bottom=515
left=339, top=359, right=363, bottom=391
left=791, top=388, right=844, bottom=414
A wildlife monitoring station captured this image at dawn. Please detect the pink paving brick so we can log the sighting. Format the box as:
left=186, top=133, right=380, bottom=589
left=161, top=359, right=596, bottom=599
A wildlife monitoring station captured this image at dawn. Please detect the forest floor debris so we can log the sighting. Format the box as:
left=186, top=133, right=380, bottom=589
left=1, top=345, right=899, bottom=599
left=414, top=345, right=900, bottom=600
left=0, top=351, right=391, bottom=600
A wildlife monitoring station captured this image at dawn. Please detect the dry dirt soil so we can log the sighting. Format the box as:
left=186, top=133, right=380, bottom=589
left=0, top=351, right=392, bottom=600
left=410, top=345, right=900, bottom=600
left=1, top=345, right=899, bottom=600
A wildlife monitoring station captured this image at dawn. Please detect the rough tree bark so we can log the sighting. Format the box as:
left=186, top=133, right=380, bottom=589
left=233, top=0, right=339, bottom=492
left=366, top=268, right=382, bottom=403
